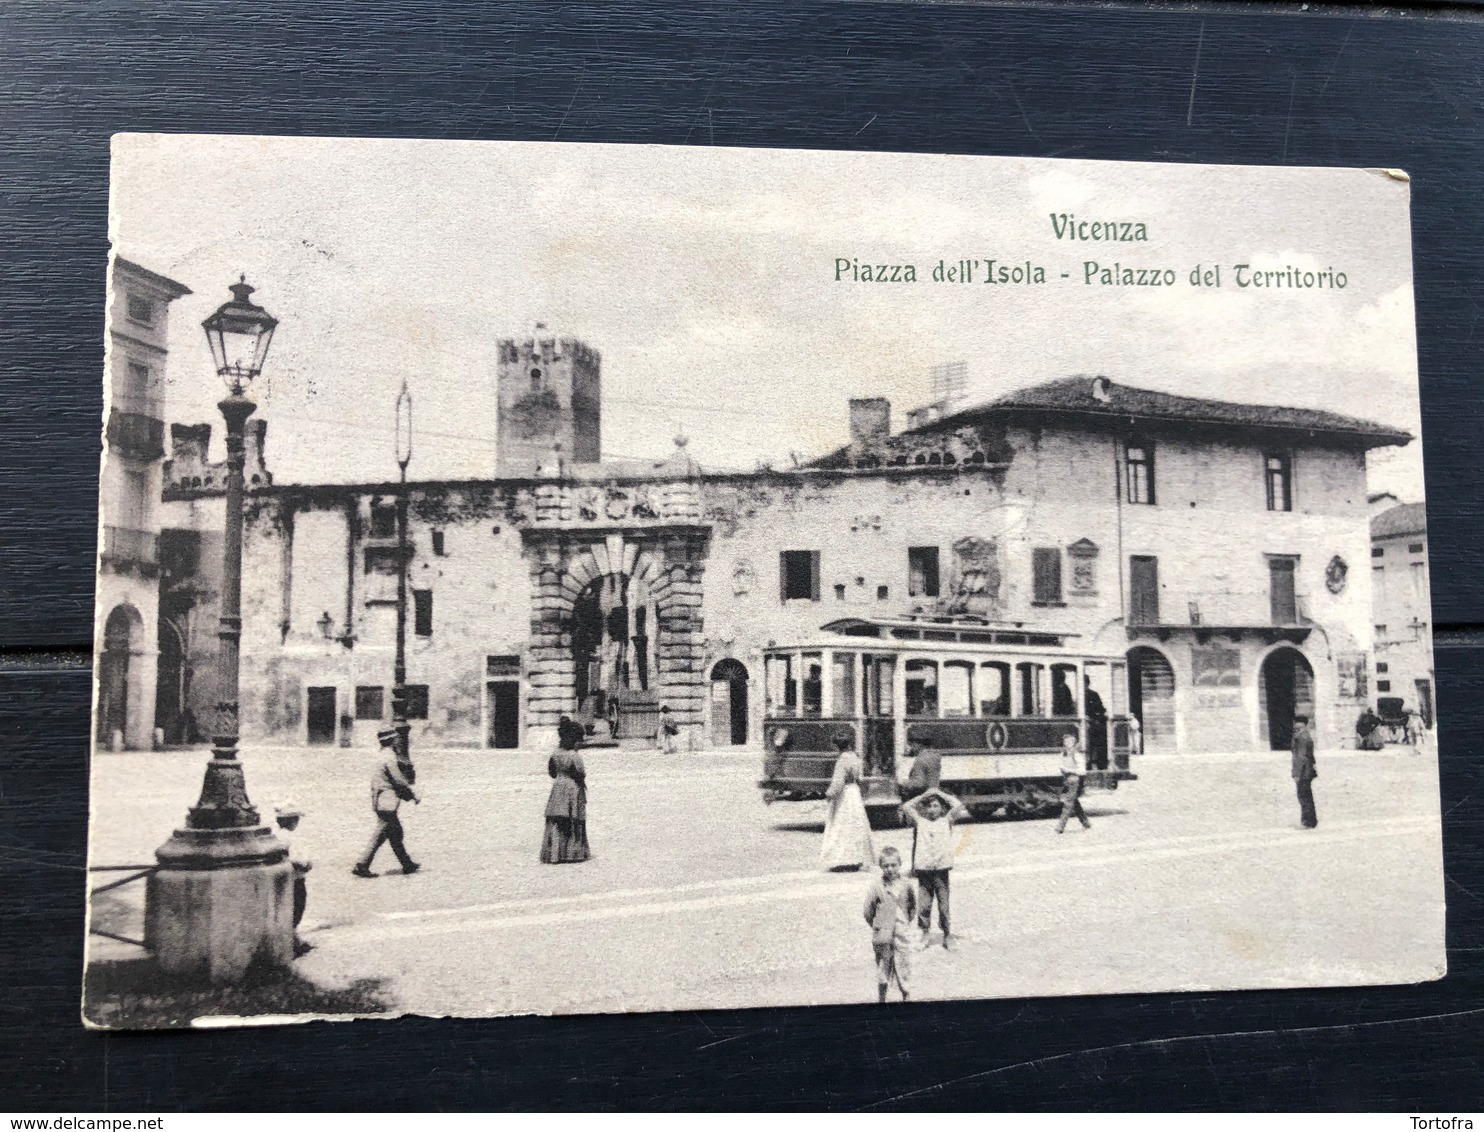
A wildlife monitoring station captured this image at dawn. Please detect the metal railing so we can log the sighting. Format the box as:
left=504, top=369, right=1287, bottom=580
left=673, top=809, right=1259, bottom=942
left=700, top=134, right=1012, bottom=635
left=107, top=410, right=166, bottom=461
left=102, top=525, right=158, bottom=567
left=89, top=864, right=156, bottom=948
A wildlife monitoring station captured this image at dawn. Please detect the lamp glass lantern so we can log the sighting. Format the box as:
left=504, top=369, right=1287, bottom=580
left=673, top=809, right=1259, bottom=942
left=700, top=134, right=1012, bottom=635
left=203, top=276, right=278, bottom=394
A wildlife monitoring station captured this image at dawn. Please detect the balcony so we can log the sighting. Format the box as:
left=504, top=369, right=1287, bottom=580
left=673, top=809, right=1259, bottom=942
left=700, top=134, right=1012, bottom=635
left=102, top=525, right=158, bottom=572
left=107, top=411, right=166, bottom=461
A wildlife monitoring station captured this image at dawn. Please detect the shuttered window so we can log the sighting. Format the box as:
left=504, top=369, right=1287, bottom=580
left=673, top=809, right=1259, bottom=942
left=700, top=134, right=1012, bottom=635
left=1130, top=556, right=1160, bottom=625
left=1269, top=558, right=1297, bottom=624
left=908, top=546, right=940, bottom=598
left=1032, top=548, right=1063, bottom=604
left=355, top=686, right=385, bottom=720
left=405, top=684, right=429, bottom=720
left=780, top=551, right=820, bottom=601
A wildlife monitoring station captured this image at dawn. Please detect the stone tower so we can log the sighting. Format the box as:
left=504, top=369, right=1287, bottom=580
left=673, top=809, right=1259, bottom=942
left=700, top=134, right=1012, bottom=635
left=496, top=328, right=601, bottom=477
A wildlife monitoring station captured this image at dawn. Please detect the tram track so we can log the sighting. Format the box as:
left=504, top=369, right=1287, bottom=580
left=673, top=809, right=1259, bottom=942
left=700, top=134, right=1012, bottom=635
left=324, top=813, right=1437, bottom=945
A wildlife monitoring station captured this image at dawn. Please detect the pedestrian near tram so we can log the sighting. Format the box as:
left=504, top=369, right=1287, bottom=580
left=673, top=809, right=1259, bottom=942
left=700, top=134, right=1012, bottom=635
left=1054, top=727, right=1092, bottom=834
left=901, top=734, right=942, bottom=802
left=900, top=786, right=969, bottom=948
left=820, top=730, right=876, bottom=871
left=862, top=845, right=917, bottom=1003
left=352, top=728, right=422, bottom=878
left=1292, top=714, right=1318, bottom=828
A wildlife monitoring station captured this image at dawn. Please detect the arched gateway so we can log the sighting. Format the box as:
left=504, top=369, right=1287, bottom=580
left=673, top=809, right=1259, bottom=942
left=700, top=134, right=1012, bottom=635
left=97, top=603, right=144, bottom=748
left=524, top=528, right=710, bottom=747
left=1259, top=646, right=1316, bottom=750
left=1126, top=645, right=1176, bottom=753
left=709, top=658, right=750, bottom=747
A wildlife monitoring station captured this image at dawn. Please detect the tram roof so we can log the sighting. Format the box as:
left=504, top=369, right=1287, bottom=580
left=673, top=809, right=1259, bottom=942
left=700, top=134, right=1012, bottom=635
left=764, top=616, right=1099, bottom=654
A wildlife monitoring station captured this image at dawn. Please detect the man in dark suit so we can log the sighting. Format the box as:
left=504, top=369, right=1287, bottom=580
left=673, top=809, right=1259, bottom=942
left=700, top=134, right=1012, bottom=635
left=902, top=735, right=942, bottom=801
left=1291, top=714, right=1318, bottom=829
left=1084, top=678, right=1109, bottom=772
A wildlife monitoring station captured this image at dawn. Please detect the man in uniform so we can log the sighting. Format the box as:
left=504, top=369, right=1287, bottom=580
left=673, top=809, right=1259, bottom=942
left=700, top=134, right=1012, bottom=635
left=1291, top=714, right=1318, bottom=829
left=352, top=727, right=422, bottom=877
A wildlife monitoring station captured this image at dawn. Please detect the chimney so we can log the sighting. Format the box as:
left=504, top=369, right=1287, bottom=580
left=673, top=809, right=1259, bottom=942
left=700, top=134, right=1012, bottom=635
left=849, top=398, right=891, bottom=448
left=170, top=423, right=211, bottom=463
left=165, top=423, right=212, bottom=489
left=245, top=418, right=273, bottom=487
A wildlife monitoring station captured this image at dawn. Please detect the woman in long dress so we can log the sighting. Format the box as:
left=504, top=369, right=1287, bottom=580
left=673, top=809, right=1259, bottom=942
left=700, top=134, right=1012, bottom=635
left=820, top=731, right=876, bottom=871
left=540, top=734, right=591, bottom=864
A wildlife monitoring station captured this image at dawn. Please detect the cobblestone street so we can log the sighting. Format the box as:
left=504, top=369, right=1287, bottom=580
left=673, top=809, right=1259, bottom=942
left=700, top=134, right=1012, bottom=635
left=88, top=743, right=1446, bottom=1019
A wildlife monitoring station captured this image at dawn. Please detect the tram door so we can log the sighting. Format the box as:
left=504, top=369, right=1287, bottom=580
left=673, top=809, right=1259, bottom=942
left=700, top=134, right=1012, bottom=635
left=861, top=654, right=896, bottom=776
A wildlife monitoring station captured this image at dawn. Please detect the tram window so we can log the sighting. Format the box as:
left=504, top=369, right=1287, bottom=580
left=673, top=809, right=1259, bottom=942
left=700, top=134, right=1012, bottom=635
left=980, top=662, right=1011, bottom=715
left=864, top=655, right=896, bottom=716
left=905, top=659, right=939, bottom=717
left=832, top=653, right=856, bottom=717
left=1017, top=662, right=1045, bottom=716
left=1110, top=661, right=1129, bottom=714
left=1050, top=663, right=1079, bottom=717
left=765, top=654, right=796, bottom=717
left=802, top=652, right=823, bottom=717
left=942, top=660, right=975, bottom=717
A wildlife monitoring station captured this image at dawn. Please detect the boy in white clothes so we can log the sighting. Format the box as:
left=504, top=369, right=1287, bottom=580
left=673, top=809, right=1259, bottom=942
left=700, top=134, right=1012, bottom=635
left=900, top=786, right=970, bottom=949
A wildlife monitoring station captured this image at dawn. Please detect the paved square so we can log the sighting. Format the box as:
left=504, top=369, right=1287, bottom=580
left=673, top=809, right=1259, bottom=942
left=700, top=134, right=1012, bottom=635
left=88, top=743, right=1445, bottom=1018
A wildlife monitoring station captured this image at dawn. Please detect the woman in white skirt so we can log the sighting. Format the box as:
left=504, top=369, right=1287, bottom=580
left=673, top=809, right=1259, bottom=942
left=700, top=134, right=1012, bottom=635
left=820, top=730, right=877, bottom=871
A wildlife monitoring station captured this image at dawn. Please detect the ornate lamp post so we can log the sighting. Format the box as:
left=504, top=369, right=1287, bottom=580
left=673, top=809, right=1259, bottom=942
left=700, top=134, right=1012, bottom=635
left=391, top=380, right=415, bottom=771
left=145, top=277, right=293, bottom=983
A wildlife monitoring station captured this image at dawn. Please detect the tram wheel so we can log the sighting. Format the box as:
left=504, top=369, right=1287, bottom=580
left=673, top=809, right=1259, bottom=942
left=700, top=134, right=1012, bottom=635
left=1000, top=784, right=1038, bottom=820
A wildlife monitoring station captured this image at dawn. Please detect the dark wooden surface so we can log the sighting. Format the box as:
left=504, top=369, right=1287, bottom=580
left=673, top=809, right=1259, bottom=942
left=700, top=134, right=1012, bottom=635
left=1, top=0, right=1481, bottom=1110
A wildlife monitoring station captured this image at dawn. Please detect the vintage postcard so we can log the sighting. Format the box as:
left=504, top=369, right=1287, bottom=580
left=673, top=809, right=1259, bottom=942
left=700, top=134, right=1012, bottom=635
left=87, top=135, right=1442, bottom=1027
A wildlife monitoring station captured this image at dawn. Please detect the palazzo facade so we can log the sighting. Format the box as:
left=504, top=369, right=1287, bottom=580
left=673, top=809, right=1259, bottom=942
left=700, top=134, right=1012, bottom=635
left=154, top=332, right=1411, bottom=755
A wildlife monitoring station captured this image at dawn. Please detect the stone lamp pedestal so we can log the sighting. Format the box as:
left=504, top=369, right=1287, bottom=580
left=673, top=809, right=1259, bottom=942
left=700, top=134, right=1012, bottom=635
left=145, top=759, right=293, bottom=984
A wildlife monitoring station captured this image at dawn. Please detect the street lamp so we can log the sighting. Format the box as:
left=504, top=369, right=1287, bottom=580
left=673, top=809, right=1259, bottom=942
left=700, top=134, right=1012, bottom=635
left=391, top=380, right=415, bottom=773
left=145, top=277, right=292, bottom=983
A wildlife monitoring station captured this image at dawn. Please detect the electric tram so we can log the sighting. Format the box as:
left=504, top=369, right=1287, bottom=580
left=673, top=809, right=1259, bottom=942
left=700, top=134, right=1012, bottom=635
left=758, top=615, right=1137, bottom=822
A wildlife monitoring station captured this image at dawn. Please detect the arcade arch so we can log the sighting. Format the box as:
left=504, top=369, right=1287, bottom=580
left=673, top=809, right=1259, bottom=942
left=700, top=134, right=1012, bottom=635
left=1259, top=646, right=1316, bottom=750
left=97, top=603, right=144, bottom=748
left=1126, top=644, right=1176, bottom=753
left=708, top=658, right=750, bottom=747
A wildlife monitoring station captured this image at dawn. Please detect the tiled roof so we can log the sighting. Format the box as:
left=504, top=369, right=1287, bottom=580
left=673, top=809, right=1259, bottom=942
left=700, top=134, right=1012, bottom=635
left=915, top=376, right=1413, bottom=449
left=1371, top=501, right=1427, bottom=539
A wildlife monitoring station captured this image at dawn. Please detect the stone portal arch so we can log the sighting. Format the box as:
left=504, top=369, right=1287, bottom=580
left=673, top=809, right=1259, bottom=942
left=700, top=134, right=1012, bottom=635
left=525, top=530, right=709, bottom=746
